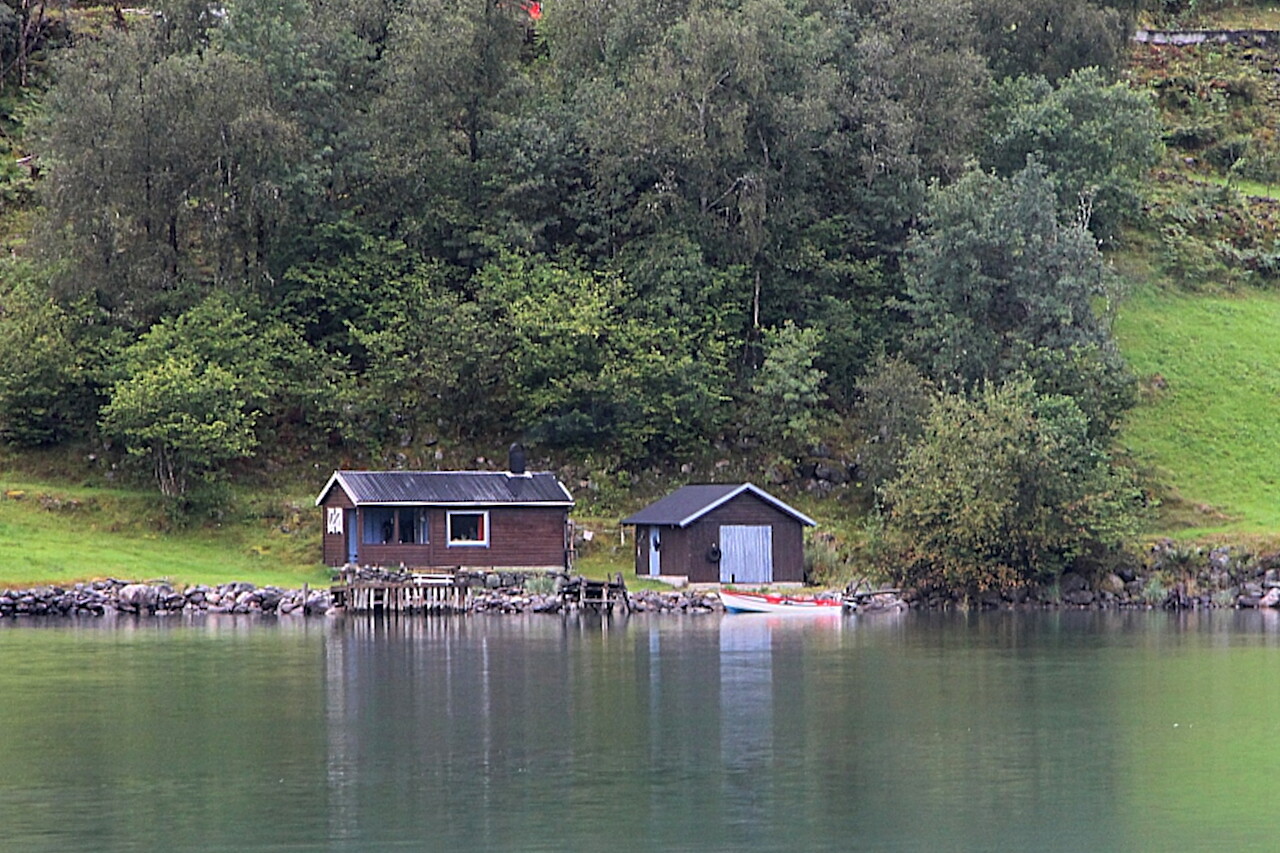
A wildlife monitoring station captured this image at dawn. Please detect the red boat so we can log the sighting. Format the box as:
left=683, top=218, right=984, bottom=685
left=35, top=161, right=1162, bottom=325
left=719, top=590, right=844, bottom=615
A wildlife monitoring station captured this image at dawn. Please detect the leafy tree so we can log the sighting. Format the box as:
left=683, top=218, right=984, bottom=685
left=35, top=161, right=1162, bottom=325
left=746, top=321, right=828, bottom=454
left=1, top=0, right=66, bottom=89
left=18, top=0, right=1155, bottom=488
left=100, top=295, right=268, bottom=504
left=615, top=233, right=746, bottom=341
left=848, top=353, right=934, bottom=490
left=973, top=0, right=1130, bottom=82
left=981, top=68, right=1162, bottom=241
left=847, top=0, right=990, bottom=183
left=274, top=227, right=447, bottom=367
left=212, top=0, right=380, bottom=244
left=576, top=0, right=838, bottom=318
left=39, top=27, right=302, bottom=326
left=0, top=264, right=105, bottom=445
left=472, top=251, right=731, bottom=461
left=347, top=275, right=497, bottom=447
left=902, top=160, right=1133, bottom=432
left=541, top=0, right=691, bottom=76
left=367, top=0, right=532, bottom=259
left=880, top=380, right=1142, bottom=596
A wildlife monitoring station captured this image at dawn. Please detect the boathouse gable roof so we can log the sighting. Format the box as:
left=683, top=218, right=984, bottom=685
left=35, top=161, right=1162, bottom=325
left=620, top=483, right=816, bottom=528
left=316, top=470, right=574, bottom=508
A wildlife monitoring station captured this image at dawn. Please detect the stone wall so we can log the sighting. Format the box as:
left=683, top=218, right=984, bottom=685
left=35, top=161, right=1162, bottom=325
left=0, top=579, right=333, bottom=617
left=0, top=574, right=727, bottom=618
left=1133, top=29, right=1280, bottom=47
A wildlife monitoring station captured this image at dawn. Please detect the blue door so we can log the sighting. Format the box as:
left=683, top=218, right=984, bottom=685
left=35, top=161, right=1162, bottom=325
left=346, top=510, right=358, bottom=564
left=649, top=528, right=662, bottom=576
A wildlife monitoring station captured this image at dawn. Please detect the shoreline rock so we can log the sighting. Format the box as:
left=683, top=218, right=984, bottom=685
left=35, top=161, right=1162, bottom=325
left=0, top=579, right=334, bottom=618
left=903, top=543, right=1280, bottom=612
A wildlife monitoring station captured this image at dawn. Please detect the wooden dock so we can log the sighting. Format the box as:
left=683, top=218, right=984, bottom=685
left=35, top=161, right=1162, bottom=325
left=331, top=567, right=632, bottom=615
left=332, top=572, right=471, bottom=613
left=559, top=573, right=632, bottom=614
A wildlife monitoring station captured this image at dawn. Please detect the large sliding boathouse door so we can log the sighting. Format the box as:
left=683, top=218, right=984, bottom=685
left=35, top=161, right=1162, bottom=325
left=719, top=525, right=773, bottom=584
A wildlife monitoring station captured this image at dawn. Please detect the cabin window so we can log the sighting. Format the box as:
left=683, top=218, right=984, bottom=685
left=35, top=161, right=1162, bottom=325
left=397, top=508, right=428, bottom=544
left=447, top=510, right=489, bottom=547
left=362, top=508, right=427, bottom=545
left=363, top=509, right=396, bottom=544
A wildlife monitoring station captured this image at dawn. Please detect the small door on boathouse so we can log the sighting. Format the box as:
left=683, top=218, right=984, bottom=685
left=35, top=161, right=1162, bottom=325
left=719, top=525, right=772, bottom=584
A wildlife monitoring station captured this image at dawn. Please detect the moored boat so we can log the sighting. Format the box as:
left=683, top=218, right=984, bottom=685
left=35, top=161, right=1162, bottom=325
left=719, top=589, right=844, bottom=615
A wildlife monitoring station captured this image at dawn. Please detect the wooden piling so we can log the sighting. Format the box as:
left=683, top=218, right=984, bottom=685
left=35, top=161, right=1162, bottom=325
left=331, top=571, right=471, bottom=613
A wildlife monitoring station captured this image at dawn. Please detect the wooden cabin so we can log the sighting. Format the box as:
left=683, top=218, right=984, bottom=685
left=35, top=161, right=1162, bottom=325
left=316, top=456, right=574, bottom=570
left=621, top=484, right=815, bottom=585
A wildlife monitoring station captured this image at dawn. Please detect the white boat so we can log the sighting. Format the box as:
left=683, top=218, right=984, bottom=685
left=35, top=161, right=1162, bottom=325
left=719, top=590, right=844, bottom=615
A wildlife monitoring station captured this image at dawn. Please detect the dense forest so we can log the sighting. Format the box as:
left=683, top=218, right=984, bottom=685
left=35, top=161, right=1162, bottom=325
left=2, top=0, right=1265, bottom=592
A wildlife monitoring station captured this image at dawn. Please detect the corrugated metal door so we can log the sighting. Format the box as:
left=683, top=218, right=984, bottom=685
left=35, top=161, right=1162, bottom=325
left=719, top=525, right=773, bottom=584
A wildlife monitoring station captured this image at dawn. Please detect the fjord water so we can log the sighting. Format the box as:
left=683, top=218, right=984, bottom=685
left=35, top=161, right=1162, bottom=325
left=3, top=611, right=1280, bottom=852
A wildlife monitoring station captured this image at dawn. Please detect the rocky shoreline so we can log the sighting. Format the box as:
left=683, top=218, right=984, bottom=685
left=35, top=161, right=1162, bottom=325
left=6, top=543, right=1280, bottom=618
left=471, top=587, right=725, bottom=615
left=0, top=579, right=336, bottom=618
left=0, top=577, right=731, bottom=618
left=906, top=543, right=1280, bottom=611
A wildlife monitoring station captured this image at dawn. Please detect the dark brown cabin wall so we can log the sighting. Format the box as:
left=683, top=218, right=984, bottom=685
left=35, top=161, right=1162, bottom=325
left=771, top=522, right=805, bottom=583
left=664, top=526, right=695, bottom=580
left=413, top=506, right=567, bottom=568
left=360, top=543, right=433, bottom=566
left=324, top=532, right=344, bottom=566
left=325, top=503, right=568, bottom=569
left=321, top=493, right=355, bottom=566
left=448, top=506, right=568, bottom=568
left=326, top=489, right=356, bottom=510
left=633, top=524, right=699, bottom=578
left=684, top=518, right=719, bottom=583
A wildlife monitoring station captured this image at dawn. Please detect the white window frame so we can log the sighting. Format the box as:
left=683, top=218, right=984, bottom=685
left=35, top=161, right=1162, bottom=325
left=447, top=510, right=490, bottom=547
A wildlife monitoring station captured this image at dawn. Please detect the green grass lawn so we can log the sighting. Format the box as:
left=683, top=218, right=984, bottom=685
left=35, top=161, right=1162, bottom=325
left=1182, top=3, right=1280, bottom=30
left=1199, top=174, right=1280, bottom=201
left=1114, top=285, right=1280, bottom=539
left=0, top=477, right=330, bottom=589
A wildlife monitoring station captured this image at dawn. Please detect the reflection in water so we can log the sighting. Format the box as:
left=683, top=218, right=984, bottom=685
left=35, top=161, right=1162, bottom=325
left=719, top=616, right=774, bottom=835
left=8, top=611, right=1280, bottom=851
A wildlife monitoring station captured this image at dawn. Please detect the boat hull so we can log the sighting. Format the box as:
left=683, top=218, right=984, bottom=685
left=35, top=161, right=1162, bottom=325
left=719, top=590, right=844, bottom=615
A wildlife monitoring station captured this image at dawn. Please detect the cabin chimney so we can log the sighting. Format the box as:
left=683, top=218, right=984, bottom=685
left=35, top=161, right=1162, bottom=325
left=508, top=442, right=527, bottom=475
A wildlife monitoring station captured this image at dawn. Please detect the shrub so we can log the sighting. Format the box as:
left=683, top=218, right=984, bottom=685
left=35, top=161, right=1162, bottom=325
left=879, top=380, right=1143, bottom=597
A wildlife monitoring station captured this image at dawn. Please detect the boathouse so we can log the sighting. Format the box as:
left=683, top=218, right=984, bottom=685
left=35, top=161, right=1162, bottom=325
left=621, top=483, right=815, bottom=585
left=316, top=450, right=574, bottom=570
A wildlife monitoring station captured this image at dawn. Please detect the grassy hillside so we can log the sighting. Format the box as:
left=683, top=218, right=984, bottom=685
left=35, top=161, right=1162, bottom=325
left=8, top=8, right=1280, bottom=589
left=1114, top=285, right=1280, bottom=539
left=0, top=475, right=328, bottom=588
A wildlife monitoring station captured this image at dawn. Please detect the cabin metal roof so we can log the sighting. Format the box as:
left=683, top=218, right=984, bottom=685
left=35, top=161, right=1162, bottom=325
left=316, top=470, right=574, bottom=507
left=620, top=483, right=815, bottom=528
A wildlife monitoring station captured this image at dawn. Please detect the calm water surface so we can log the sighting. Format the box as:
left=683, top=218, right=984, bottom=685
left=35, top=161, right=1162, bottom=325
left=3, top=610, right=1280, bottom=852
